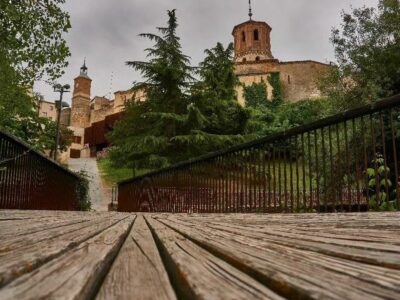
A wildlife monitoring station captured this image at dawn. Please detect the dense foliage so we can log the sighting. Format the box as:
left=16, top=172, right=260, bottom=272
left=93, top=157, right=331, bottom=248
left=320, top=0, right=400, bottom=111
left=0, top=0, right=71, bottom=153
left=109, top=11, right=248, bottom=170
left=243, top=81, right=268, bottom=108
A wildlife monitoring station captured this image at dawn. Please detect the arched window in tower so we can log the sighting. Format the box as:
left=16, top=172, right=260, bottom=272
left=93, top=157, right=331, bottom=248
left=242, top=31, right=246, bottom=42
left=254, top=29, right=259, bottom=41
left=255, top=56, right=260, bottom=61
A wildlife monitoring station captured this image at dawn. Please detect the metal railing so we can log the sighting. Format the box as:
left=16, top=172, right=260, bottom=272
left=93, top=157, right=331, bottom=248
left=0, top=130, right=83, bottom=210
left=118, top=94, right=400, bottom=213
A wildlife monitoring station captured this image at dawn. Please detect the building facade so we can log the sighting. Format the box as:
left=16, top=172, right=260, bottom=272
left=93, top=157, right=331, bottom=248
left=232, top=18, right=330, bottom=105
left=38, top=100, right=57, bottom=121
left=42, top=11, right=330, bottom=159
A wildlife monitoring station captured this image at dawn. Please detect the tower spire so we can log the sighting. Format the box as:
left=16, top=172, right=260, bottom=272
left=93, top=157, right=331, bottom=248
left=248, top=0, right=253, bottom=20
left=80, top=57, right=88, bottom=76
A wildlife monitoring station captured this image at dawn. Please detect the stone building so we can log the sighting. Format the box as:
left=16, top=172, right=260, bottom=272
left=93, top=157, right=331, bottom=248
left=64, top=62, right=145, bottom=158
left=233, top=8, right=330, bottom=105
left=37, top=100, right=57, bottom=121
left=45, top=6, right=330, bottom=159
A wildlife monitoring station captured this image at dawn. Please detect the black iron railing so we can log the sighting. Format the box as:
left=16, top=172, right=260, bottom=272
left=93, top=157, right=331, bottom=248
left=0, top=130, right=83, bottom=210
left=118, top=95, right=400, bottom=213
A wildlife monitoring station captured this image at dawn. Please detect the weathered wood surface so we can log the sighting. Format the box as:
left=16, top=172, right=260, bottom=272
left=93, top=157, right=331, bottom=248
left=0, top=210, right=400, bottom=299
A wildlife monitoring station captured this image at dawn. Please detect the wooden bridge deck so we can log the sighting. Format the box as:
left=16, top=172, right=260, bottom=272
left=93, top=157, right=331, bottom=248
left=0, top=211, right=400, bottom=299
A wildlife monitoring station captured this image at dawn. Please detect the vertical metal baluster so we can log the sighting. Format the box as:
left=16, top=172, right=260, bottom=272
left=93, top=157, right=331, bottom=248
left=352, top=118, right=361, bottom=211
left=289, top=137, right=294, bottom=213
left=240, top=150, right=245, bottom=213
left=370, top=114, right=380, bottom=208
left=267, top=144, right=272, bottom=211
left=262, top=146, right=267, bottom=212
left=307, top=132, right=313, bottom=211
left=248, top=150, right=252, bottom=212
left=380, top=113, right=390, bottom=209
left=336, top=123, right=343, bottom=212
left=278, top=145, right=282, bottom=212
left=390, top=110, right=400, bottom=209
left=314, top=129, right=320, bottom=212
left=321, top=127, right=327, bottom=212
left=283, top=143, right=288, bottom=212
left=344, top=120, right=352, bottom=212
left=360, top=116, right=369, bottom=210
left=272, top=146, right=277, bottom=211
left=258, top=147, right=262, bottom=213
left=301, top=134, right=306, bottom=210
left=295, top=136, right=300, bottom=212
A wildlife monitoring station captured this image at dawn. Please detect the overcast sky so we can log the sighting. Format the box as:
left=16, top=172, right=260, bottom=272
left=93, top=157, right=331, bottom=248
left=34, top=0, right=378, bottom=103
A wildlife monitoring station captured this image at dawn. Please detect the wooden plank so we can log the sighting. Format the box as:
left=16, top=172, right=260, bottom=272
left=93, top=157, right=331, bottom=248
left=0, top=215, right=135, bottom=300
left=96, top=215, right=176, bottom=300
left=0, top=214, right=129, bottom=287
left=0, top=215, right=117, bottom=254
left=146, top=216, right=283, bottom=300
left=170, top=215, right=400, bottom=267
left=0, top=211, right=122, bottom=238
left=172, top=212, right=400, bottom=229
left=156, top=215, right=400, bottom=300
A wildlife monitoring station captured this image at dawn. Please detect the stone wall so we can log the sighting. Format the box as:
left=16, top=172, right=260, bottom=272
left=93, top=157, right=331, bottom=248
left=60, top=108, right=71, bottom=127
left=38, top=100, right=57, bottom=122
left=279, top=61, right=330, bottom=102
left=71, top=94, right=91, bottom=128
left=235, top=60, right=330, bottom=105
left=90, top=106, right=114, bottom=124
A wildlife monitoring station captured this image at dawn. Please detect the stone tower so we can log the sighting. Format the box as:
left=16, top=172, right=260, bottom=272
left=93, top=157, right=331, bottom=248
left=70, top=61, right=92, bottom=128
left=232, top=1, right=274, bottom=63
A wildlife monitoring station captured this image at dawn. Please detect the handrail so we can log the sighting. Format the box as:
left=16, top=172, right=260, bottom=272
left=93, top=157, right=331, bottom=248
left=0, top=130, right=81, bottom=180
left=0, top=129, right=84, bottom=210
left=119, top=94, right=400, bottom=186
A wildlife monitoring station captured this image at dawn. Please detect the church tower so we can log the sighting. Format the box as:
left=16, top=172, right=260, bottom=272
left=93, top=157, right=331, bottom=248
left=70, top=61, right=92, bottom=128
left=232, top=0, right=274, bottom=63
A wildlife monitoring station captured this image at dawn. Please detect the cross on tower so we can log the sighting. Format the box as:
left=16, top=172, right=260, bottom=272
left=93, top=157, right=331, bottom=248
left=248, top=0, right=253, bottom=20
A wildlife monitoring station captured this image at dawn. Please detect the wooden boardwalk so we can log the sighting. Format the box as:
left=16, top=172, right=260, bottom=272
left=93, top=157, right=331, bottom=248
left=0, top=211, right=400, bottom=299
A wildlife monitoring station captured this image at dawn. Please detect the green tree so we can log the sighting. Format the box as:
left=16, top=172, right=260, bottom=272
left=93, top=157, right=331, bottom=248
left=320, top=0, right=400, bottom=110
left=193, top=42, right=249, bottom=136
left=197, top=42, right=238, bottom=101
left=0, top=0, right=71, bottom=151
left=109, top=13, right=249, bottom=171
left=109, top=10, right=196, bottom=169
left=0, top=0, right=71, bottom=83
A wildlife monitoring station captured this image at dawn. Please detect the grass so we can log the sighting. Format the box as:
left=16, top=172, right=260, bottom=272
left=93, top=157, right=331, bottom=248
left=97, top=157, right=314, bottom=192
left=97, top=158, right=152, bottom=185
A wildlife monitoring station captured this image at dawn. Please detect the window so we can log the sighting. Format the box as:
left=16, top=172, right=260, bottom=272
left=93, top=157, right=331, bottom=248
left=242, top=58, right=247, bottom=63
left=254, top=29, right=259, bottom=41
left=50, top=106, right=54, bottom=111
left=288, top=75, right=291, bottom=84
left=242, top=31, right=246, bottom=42
left=255, top=56, right=260, bottom=61
left=73, top=136, right=82, bottom=144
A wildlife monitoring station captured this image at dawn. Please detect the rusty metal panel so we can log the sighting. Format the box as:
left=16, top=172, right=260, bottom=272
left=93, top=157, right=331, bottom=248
left=118, top=94, right=400, bottom=213
left=0, top=130, right=83, bottom=210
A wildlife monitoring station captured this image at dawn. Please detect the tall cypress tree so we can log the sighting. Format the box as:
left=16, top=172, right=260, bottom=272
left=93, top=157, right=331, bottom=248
left=109, top=10, right=194, bottom=169
left=109, top=13, right=249, bottom=171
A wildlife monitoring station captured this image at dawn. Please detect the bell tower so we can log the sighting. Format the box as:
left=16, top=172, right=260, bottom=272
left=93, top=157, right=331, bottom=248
left=232, top=0, right=274, bottom=63
left=70, top=60, right=92, bottom=128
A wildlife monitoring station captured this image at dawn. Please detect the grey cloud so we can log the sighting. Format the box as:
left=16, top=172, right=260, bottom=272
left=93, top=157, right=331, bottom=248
left=34, top=0, right=379, bottom=103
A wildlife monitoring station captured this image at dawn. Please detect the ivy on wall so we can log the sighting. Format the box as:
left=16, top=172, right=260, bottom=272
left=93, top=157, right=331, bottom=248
left=243, top=73, right=283, bottom=109
left=243, top=80, right=268, bottom=108
left=268, top=72, right=283, bottom=108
